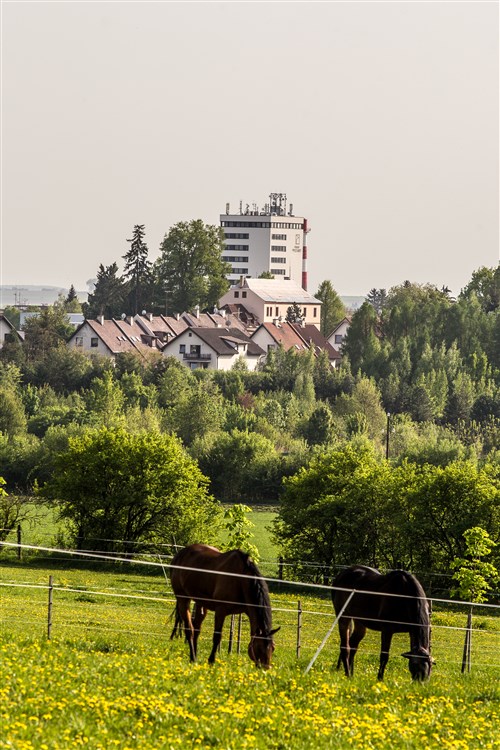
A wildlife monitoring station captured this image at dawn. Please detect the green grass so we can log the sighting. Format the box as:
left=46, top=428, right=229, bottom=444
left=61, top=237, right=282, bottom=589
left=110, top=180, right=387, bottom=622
left=1, top=559, right=499, bottom=750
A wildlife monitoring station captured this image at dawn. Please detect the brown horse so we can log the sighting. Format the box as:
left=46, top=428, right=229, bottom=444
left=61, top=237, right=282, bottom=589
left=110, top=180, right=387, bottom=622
left=170, top=544, right=279, bottom=667
left=332, top=565, right=433, bottom=681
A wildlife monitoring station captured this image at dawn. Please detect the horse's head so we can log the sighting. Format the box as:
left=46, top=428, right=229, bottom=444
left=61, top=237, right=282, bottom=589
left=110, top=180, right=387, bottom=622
left=402, top=648, right=434, bottom=681
left=248, top=627, right=280, bottom=669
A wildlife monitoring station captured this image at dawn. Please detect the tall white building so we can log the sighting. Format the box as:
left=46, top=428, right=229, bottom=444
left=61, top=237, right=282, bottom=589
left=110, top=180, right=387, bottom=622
left=220, top=193, right=310, bottom=290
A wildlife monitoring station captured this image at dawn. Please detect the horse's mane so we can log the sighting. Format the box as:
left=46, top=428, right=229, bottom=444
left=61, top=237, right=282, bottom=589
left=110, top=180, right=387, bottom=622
left=385, top=570, right=430, bottom=646
left=239, top=552, right=273, bottom=634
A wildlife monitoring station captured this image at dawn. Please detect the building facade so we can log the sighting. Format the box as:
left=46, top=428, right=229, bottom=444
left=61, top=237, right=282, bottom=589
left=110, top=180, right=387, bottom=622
left=218, top=278, right=322, bottom=328
left=220, top=193, right=310, bottom=289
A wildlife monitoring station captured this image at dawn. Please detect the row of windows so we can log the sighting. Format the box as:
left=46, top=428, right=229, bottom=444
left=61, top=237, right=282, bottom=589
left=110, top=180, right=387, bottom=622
left=225, top=256, right=248, bottom=263
left=271, top=257, right=287, bottom=264
left=233, top=291, right=248, bottom=298
left=270, top=245, right=286, bottom=252
left=221, top=221, right=303, bottom=229
left=265, top=306, right=318, bottom=317
left=225, top=233, right=249, bottom=239
left=272, top=233, right=287, bottom=240
left=271, top=269, right=286, bottom=275
left=222, top=221, right=272, bottom=228
left=232, top=268, right=249, bottom=274
left=225, top=244, right=249, bottom=251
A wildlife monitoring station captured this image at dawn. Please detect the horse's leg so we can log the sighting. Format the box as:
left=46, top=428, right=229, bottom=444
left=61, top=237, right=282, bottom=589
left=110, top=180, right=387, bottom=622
left=347, top=621, right=366, bottom=677
left=208, top=610, right=226, bottom=665
left=176, top=597, right=196, bottom=662
left=377, top=630, right=394, bottom=680
left=191, top=603, right=208, bottom=659
left=338, top=618, right=351, bottom=677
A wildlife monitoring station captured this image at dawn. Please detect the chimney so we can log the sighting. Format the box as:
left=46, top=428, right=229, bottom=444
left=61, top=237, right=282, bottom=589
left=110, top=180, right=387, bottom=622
left=128, top=316, right=134, bottom=325
left=98, top=315, right=104, bottom=325
left=195, top=305, right=200, bottom=319
left=239, top=275, right=244, bottom=288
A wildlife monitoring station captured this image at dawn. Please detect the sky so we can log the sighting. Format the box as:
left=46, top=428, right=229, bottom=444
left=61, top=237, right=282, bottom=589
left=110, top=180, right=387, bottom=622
left=1, top=1, right=499, bottom=300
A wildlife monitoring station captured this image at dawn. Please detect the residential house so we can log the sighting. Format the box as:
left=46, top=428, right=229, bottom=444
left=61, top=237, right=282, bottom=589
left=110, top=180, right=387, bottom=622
left=162, top=326, right=265, bottom=371
left=251, top=321, right=341, bottom=367
left=0, top=311, right=22, bottom=349
left=327, top=317, right=351, bottom=350
left=67, top=317, right=158, bottom=359
left=218, top=278, right=322, bottom=328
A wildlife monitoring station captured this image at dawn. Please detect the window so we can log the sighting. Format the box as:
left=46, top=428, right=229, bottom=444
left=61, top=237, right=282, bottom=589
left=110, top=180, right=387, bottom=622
left=275, top=307, right=279, bottom=317
left=224, top=256, right=248, bottom=263
left=225, top=244, right=249, bottom=251
left=266, top=306, right=273, bottom=316
left=313, top=307, right=317, bottom=318
left=232, top=268, right=248, bottom=274
left=272, top=233, right=287, bottom=240
left=271, top=245, right=286, bottom=252
left=75, top=336, right=83, bottom=347
left=242, top=291, right=247, bottom=298
left=335, top=334, right=343, bottom=344
left=225, top=233, right=249, bottom=239
left=90, top=337, right=98, bottom=348
left=234, top=291, right=239, bottom=298
left=179, top=344, right=186, bottom=353
left=271, top=268, right=286, bottom=275
left=271, top=257, right=286, bottom=264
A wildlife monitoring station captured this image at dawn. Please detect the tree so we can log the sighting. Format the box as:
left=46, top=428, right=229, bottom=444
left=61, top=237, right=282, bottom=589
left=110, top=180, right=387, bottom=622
left=366, top=288, right=388, bottom=315
left=22, top=306, right=74, bottom=360
left=123, top=224, right=153, bottom=315
left=155, top=220, right=230, bottom=314
left=460, top=266, right=500, bottom=313
left=222, top=504, right=260, bottom=562
left=315, top=280, right=346, bottom=336
left=285, top=302, right=303, bottom=323
left=0, top=477, right=34, bottom=545
left=84, top=263, right=126, bottom=319
left=65, top=285, right=82, bottom=312
left=41, top=427, right=221, bottom=552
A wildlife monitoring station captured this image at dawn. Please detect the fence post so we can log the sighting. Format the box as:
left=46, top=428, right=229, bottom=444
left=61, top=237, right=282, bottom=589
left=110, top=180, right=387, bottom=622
left=17, top=524, right=22, bottom=560
left=461, top=606, right=472, bottom=673
left=237, top=613, right=242, bottom=654
left=278, top=557, right=284, bottom=580
left=228, top=615, right=235, bottom=654
left=296, top=600, right=302, bottom=658
left=47, top=575, right=53, bottom=640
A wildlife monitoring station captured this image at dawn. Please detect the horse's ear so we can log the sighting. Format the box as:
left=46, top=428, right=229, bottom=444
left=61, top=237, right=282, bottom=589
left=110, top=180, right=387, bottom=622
left=269, top=627, right=281, bottom=636
left=401, top=652, right=412, bottom=659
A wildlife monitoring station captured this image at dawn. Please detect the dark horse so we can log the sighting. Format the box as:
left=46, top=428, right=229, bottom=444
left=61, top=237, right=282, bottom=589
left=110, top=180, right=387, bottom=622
left=170, top=544, right=279, bottom=668
left=332, top=565, right=433, bottom=681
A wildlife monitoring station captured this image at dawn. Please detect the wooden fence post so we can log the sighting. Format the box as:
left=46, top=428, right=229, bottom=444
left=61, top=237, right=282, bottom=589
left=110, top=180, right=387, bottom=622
left=228, top=615, right=235, bottom=654
left=47, top=575, right=53, bottom=640
left=17, top=524, right=22, bottom=560
left=278, top=557, right=284, bottom=580
left=461, top=606, right=472, bottom=673
left=237, top=613, right=242, bottom=655
left=296, top=600, right=302, bottom=658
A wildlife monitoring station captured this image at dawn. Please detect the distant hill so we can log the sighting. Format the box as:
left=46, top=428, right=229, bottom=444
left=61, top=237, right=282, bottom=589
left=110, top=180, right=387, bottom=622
left=0, top=285, right=88, bottom=308
left=341, top=296, right=365, bottom=311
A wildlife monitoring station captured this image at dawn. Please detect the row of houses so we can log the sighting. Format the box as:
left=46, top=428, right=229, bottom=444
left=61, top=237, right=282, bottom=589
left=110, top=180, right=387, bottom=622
left=1, top=279, right=351, bottom=371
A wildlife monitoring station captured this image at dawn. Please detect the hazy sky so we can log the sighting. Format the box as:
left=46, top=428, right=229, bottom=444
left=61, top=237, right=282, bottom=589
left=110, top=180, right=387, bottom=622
left=1, top=1, right=499, bottom=299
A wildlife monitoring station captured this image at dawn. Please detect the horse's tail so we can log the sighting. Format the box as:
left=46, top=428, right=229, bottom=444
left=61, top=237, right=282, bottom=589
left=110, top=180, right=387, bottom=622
left=170, top=603, right=183, bottom=640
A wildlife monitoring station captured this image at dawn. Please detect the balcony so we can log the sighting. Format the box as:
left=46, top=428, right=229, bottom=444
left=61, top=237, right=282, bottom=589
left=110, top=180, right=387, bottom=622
left=183, top=352, right=212, bottom=361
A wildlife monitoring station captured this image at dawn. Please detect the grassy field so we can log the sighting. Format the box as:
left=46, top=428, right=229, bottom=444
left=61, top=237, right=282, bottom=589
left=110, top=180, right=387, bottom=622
left=1, top=556, right=499, bottom=750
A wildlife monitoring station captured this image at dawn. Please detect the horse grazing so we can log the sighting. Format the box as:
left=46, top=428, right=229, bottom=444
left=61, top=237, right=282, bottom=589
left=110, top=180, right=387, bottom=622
left=332, top=565, right=433, bottom=681
left=169, top=544, right=279, bottom=668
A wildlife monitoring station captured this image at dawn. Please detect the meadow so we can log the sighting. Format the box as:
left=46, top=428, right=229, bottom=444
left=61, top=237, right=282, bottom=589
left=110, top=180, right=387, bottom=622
left=1, top=509, right=499, bottom=749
